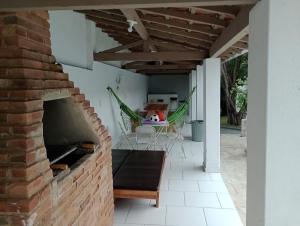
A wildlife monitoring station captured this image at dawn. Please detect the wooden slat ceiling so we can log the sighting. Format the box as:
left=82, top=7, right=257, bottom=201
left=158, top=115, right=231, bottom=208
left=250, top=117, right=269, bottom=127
left=78, top=4, right=250, bottom=75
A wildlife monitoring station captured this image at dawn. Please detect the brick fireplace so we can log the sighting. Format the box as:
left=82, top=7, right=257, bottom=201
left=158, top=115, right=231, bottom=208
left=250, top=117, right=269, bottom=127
left=0, top=11, right=114, bottom=226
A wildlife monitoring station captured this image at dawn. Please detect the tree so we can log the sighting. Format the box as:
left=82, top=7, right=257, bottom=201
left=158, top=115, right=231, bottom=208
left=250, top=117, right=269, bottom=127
left=221, top=53, right=248, bottom=126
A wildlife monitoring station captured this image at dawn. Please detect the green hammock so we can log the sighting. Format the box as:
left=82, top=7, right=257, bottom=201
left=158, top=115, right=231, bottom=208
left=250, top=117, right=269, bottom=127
left=107, top=86, right=196, bottom=125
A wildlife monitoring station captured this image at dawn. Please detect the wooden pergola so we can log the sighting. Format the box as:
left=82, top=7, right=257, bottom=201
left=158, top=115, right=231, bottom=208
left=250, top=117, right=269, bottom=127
left=77, top=5, right=251, bottom=75
left=0, top=0, right=254, bottom=75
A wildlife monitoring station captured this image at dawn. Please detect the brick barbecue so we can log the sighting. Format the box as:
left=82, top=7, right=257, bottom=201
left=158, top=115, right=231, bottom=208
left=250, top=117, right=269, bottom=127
left=0, top=11, right=114, bottom=226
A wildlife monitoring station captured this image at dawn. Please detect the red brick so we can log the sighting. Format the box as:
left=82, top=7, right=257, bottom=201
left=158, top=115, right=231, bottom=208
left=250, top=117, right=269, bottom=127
left=11, top=159, right=50, bottom=181
left=4, top=111, right=43, bottom=126
left=0, top=90, right=42, bottom=101
left=44, top=80, right=72, bottom=89
left=1, top=36, right=52, bottom=55
left=5, top=136, right=44, bottom=151
left=7, top=169, right=53, bottom=198
left=10, top=147, right=47, bottom=165
left=1, top=15, right=50, bottom=38
left=0, top=48, right=55, bottom=64
left=70, top=87, right=80, bottom=95
left=0, top=58, right=61, bottom=71
left=73, top=94, right=85, bottom=103
left=0, top=78, right=43, bottom=90
left=11, top=123, right=42, bottom=137
left=0, top=100, right=42, bottom=113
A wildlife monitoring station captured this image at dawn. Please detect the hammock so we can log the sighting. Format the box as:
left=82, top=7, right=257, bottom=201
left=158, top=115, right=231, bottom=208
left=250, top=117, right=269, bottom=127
left=107, top=86, right=196, bottom=125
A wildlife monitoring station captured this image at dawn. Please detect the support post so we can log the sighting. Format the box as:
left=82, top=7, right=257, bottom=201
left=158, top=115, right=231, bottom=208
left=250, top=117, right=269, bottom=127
left=189, top=70, right=197, bottom=122
left=203, top=58, right=221, bottom=172
left=247, top=1, right=300, bottom=226
left=196, top=65, right=204, bottom=120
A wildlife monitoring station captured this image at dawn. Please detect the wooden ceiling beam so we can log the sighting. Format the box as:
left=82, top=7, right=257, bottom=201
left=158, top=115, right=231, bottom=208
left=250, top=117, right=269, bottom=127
left=193, top=6, right=240, bottom=18
left=138, top=69, right=191, bottom=75
left=120, top=9, right=149, bottom=40
left=94, top=51, right=207, bottom=61
left=79, top=10, right=127, bottom=23
left=139, top=13, right=221, bottom=36
left=120, top=9, right=157, bottom=52
left=123, top=63, right=196, bottom=70
left=101, top=40, right=145, bottom=53
left=144, top=22, right=214, bottom=43
left=138, top=8, right=228, bottom=28
left=232, top=41, right=248, bottom=50
left=86, top=10, right=215, bottom=43
left=1, top=0, right=258, bottom=11
left=87, top=15, right=128, bottom=29
left=148, top=30, right=211, bottom=49
left=101, top=28, right=139, bottom=38
left=210, top=5, right=252, bottom=57
left=149, top=40, right=196, bottom=51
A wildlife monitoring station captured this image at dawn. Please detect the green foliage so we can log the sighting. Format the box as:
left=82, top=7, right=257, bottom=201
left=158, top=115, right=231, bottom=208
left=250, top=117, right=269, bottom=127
left=221, top=53, right=248, bottom=125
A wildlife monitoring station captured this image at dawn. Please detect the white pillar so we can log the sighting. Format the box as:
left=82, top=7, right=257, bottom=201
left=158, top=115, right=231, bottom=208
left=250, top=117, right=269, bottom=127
left=203, top=58, right=221, bottom=172
left=189, top=70, right=197, bottom=122
left=196, top=65, right=204, bottom=120
left=247, top=1, right=300, bottom=226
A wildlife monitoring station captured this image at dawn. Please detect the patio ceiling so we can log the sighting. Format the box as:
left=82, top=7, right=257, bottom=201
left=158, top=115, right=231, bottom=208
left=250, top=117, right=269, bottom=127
left=0, top=0, right=254, bottom=75
left=79, top=5, right=251, bottom=75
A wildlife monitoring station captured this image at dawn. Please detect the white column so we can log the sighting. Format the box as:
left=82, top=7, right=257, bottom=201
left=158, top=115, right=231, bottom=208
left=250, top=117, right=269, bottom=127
left=189, top=70, right=197, bottom=122
left=203, top=58, right=221, bottom=173
left=247, top=1, right=300, bottom=226
left=196, top=65, right=204, bottom=120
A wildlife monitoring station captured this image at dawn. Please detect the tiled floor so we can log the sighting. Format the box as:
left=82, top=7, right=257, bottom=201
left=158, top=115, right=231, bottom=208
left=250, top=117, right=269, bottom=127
left=113, top=126, right=243, bottom=226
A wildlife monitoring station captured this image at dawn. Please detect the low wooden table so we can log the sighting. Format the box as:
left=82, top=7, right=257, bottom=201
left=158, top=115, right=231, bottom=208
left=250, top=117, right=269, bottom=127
left=112, top=149, right=165, bottom=207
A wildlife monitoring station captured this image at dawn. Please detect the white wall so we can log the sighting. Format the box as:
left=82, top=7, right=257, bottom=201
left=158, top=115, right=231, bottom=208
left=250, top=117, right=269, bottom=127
left=49, top=11, right=95, bottom=69
left=148, top=75, right=189, bottom=102
left=94, top=28, right=122, bottom=68
left=64, top=63, right=148, bottom=145
left=49, top=10, right=148, bottom=145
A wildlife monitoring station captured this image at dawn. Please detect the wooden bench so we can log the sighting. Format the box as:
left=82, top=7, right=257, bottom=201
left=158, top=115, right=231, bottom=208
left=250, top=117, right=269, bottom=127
left=112, top=149, right=165, bottom=207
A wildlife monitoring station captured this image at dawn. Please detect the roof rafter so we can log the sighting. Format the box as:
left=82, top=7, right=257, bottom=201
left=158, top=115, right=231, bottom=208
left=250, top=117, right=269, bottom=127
left=138, top=8, right=228, bottom=28
left=101, top=40, right=145, bottom=53
left=144, top=22, right=214, bottom=43
left=123, top=63, right=196, bottom=70
left=139, top=13, right=221, bottom=36
left=148, top=30, right=211, bottom=49
left=94, top=51, right=207, bottom=61
left=120, top=9, right=158, bottom=52
left=138, top=69, right=191, bottom=75
left=193, top=6, right=239, bottom=18
left=209, top=5, right=252, bottom=57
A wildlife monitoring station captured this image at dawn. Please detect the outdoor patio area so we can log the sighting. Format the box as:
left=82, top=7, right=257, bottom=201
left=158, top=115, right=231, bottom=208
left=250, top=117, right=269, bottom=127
left=113, top=125, right=242, bottom=226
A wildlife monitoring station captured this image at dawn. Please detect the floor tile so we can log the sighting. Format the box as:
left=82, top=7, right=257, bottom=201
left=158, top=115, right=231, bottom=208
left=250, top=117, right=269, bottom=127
left=150, top=190, right=184, bottom=207
left=183, top=169, right=211, bottom=181
left=163, top=168, right=183, bottom=179
left=217, top=193, right=236, bottom=209
left=114, top=224, right=144, bottom=226
left=198, top=181, right=229, bottom=193
left=159, top=178, right=169, bottom=191
left=114, top=124, right=242, bottom=226
left=169, top=179, right=199, bottom=192
left=166, top=206, right=207, bottom=226
left=113, top=200, right=131, bottom=223
left=204, top=208, right=243, bottom=226
left=185, top=192, right=221, bottom=208
left=126, top=205, right=166, bottom=225
left=209, top=173, right=223, bottom=182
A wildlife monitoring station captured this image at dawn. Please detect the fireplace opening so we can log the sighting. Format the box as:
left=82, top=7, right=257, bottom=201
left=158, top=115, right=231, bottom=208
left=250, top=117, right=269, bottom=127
left=43, top=97, right=100, bottom=176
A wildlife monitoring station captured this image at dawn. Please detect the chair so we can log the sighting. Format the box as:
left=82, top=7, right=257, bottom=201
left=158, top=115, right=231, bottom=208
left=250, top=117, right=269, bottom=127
left=135, top=125, right=157, bottom=150
left=115, top=112, right=137, bottom=150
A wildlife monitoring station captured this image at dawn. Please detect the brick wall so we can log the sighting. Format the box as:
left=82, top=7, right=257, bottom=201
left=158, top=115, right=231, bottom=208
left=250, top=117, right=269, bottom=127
left=0, top=11, right=114, bottom=226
